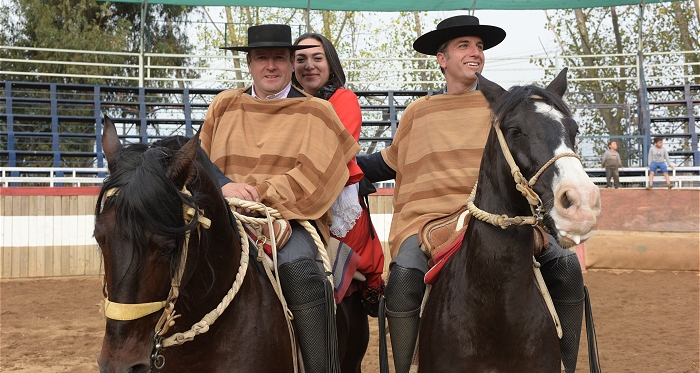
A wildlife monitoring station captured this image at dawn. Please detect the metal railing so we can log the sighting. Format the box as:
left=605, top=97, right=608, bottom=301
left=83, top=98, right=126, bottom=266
left=2, top=45, right=699, bottom=90
left=585, top=167, right=700, bottom=189
left=2, top=166, right=698, bottom=189
left=0, top=167, right=108, bottom=187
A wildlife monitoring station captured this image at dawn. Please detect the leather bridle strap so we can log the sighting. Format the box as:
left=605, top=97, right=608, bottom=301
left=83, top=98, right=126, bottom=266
left=467, top=114, right=581, bottom=229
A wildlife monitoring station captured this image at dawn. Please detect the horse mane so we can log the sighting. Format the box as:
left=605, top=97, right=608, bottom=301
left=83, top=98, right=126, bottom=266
left=489, top=84, right=571, bottom=123
left=96, top=137, right=205, bottom=275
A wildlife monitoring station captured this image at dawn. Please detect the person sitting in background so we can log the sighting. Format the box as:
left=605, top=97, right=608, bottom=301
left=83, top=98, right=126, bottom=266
left=293, top=32, right=385, bottom=315
left=602, top=140, right=622, bottom=188
left=647, top=137, right=675, bottom=189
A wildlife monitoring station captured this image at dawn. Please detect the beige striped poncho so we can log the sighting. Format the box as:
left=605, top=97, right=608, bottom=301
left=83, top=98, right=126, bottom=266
left=200, top=87, right=361, bottom=242
left=381, top=90, right=492, bottom=258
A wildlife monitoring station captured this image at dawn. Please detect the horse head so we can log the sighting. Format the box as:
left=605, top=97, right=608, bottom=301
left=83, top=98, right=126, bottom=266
left=477, top=69, right=601, bottom=248
left=95, top=116, right=232, bottom=373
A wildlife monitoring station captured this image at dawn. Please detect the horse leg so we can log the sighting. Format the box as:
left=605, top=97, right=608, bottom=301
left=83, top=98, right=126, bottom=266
left=537, top=237, right=585, bottom=373
left=279, top=257, right=341, bottom=373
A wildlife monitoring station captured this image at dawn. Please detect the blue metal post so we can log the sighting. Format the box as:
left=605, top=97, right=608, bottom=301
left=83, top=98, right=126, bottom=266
left=685, top=85, right=698, bottom=166
left=6, top=82, right=16, bottom=169
left=140, top=87, right=148, bottom=144
left=94, top=85, right=105, bottom=171
left=184, top=88, right=192, bottom=137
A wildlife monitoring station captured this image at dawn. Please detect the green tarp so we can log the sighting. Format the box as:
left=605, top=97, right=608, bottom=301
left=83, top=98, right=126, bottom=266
left=104, top=0, right=674, bottom=11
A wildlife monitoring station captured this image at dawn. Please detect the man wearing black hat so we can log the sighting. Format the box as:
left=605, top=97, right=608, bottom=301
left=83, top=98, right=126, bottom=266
left=200, top=24, right=360, bottom=373
left=358, top=15, right=585, bottom=373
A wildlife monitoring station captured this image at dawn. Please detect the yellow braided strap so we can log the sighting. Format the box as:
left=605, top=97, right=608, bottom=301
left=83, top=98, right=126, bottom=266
left=103, top=298, right=167, bottom=321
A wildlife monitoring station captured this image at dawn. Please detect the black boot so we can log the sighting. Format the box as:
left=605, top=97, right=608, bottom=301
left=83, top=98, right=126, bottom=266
left=384, top=265, right=425, bottom=373
left=279, top=258, right=340, bottom=373
left=537, top=241, right=585, bottom=373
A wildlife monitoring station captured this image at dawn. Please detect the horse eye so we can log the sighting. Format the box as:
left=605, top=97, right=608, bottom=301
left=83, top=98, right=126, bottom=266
left=161, top=243, right=177, bottom=257
left=507, top=127, right=522, bottom=137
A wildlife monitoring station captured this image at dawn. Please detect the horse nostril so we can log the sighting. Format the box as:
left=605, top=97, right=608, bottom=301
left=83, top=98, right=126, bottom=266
left=128, top=364, right=151, bottom=373
left=560, top=191, right=573, bottom=209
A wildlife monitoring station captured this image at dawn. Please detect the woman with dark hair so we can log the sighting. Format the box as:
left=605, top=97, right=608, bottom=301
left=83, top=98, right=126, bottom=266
left=293, top=33, right=384, bottom=315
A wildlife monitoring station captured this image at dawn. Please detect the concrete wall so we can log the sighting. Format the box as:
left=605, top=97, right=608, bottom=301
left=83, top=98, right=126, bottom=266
left=582, top=189, right=699, bottom=271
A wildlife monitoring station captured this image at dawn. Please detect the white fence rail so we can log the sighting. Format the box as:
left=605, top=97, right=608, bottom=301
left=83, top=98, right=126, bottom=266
left=2, top=166, right=698, bottom=189
left=0, top=167, right=108, bottom=187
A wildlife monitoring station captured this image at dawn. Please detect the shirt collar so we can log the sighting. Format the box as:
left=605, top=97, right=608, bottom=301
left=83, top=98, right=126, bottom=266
left=251, top=82, right=292, bottom=100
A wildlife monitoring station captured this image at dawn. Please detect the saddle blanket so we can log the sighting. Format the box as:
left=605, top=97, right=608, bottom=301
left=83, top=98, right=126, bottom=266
left=325, top=238, right=363, bottom=304
left=424, top=230, right=466, bottom=285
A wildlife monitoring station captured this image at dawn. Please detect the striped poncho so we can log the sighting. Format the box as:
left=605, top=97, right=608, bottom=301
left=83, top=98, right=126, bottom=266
left=200, top=87, right=361, bottom=242
left=381, top=91, right=492, bottom=257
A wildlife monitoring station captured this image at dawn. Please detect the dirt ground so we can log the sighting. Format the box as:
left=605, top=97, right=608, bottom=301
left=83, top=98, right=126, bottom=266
left=1, top=270, right=698, bottom=373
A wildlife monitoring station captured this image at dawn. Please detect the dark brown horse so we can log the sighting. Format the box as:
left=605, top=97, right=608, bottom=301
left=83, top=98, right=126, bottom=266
left=95, top=117, right=368, bottom=373
left=418, top=70, right=600, bottom=372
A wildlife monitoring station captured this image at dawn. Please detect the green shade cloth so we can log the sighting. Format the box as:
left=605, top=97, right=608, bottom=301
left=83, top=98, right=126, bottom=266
left=102, top=0, right=675, bottom=11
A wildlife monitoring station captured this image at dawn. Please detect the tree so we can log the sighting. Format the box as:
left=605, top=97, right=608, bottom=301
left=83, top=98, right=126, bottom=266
left=0, top=0, right=200, bottom=87
left=0, top=0, right=202, bottom=167
left=540, top=1, right=699, bottom=166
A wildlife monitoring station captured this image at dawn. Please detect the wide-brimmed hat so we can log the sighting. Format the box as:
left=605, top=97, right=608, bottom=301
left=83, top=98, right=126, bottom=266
left=413, top=15, right=506, bottom=55
left=221, top=24, right=315, bottom=52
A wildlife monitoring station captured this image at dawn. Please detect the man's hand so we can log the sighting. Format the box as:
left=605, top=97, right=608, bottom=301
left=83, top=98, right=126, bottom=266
left=222, top=182, right=260, bottom=216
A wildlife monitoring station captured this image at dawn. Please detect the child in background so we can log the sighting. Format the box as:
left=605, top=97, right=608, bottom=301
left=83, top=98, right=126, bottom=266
left=647, top=137, right=675, bottom=189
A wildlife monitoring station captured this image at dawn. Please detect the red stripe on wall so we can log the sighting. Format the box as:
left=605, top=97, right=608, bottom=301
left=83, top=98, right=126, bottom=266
left=0, top=187, right=101, bottom=196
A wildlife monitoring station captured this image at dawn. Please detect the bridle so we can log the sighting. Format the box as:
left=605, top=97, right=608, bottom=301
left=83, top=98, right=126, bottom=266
left=465, top=95, right=581, bottom=339
left=99, top=186, right=250, bottom=370
left=466, top=96, right=581, bottom=229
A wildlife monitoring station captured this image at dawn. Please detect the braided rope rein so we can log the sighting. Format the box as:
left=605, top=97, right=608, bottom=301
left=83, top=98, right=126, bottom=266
left=155, top=195, right=248, bottom=348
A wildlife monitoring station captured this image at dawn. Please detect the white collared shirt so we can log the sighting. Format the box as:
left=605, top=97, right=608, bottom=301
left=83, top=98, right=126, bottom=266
left=251, top=82, right=292, bottom=100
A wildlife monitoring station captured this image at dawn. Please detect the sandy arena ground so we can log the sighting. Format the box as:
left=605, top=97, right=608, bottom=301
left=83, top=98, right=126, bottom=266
left=1, top=270, right=698, bottom=372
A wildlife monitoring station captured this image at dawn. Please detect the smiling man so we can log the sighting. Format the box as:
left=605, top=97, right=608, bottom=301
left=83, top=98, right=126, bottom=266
left=200, top=24, right=360, bottom=373
left=357, top=15, right=587, bottom=373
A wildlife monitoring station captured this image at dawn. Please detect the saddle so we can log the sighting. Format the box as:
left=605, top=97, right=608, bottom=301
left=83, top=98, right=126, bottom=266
left=418, top=205, right=471, bottom=263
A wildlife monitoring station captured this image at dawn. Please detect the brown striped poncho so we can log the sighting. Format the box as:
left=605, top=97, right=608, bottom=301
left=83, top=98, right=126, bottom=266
left=200, top=87, right=361, bottom=242
left=381, top=91, right=492, bottom=258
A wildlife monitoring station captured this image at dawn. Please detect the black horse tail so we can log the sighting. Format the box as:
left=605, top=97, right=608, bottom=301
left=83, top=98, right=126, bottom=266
left=585, top=285, right=602, bottom=373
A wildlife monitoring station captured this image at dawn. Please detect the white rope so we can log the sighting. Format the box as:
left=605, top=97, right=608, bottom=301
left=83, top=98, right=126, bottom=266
left=533, top=257, right=563, bottom=339
left=160, top=209, right=250, bottom=348
left=225, top=197, right=334, bottom=284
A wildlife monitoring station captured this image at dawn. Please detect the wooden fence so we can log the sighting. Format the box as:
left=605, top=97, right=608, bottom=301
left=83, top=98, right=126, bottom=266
left=2, top=186, right=697, bottom=279
left=0, top=187, right=395, bottom=279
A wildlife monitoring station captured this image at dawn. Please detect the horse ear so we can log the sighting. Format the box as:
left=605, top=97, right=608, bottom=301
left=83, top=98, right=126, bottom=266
left=476, top=72, right=506, bottom=105
left=102, top=115, right=122, bottom=162
left=166, top=132, right=200, bottom=188
left=546, top=68, right=568, bottom=97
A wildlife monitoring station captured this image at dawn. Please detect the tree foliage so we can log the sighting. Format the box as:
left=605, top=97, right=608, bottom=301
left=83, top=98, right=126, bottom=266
left=0, top=0, right=200, bottom=86
left=540, top=1, right=699, bottom=166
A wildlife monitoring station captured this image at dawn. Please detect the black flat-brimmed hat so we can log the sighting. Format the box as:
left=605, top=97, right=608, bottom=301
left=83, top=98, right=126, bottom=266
left=413, top=15, right=506, bottom=55
left=221, top=24, right=315, bottom=52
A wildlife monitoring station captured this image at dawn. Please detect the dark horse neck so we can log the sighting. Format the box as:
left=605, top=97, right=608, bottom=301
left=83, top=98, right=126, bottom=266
left=177, top=164, right=241, bottom=325
left=464, top=145, right=537, bottom=295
